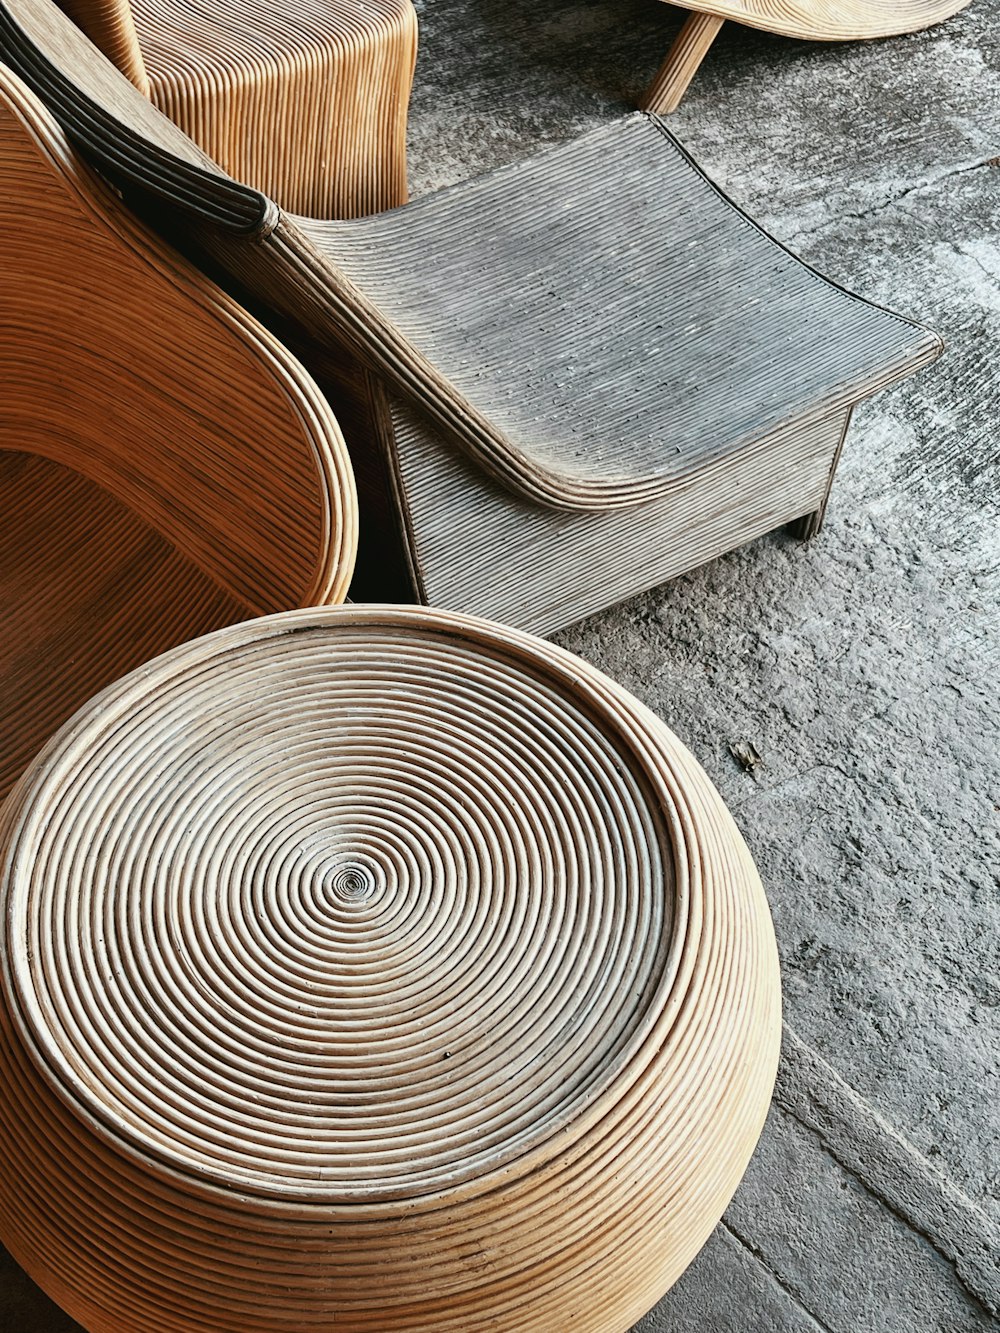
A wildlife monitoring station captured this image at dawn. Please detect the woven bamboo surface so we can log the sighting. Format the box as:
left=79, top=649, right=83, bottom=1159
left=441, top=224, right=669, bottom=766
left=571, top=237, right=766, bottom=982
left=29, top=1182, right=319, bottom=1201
left=0, top=604, right=781, bottom=1331
left=55, top=0, right=417, bottom=216
left=0, top=66, right=357, bottom=800
left=382, top=401, right=850, bottom=632
left=0, top=0, right=942, bottom=632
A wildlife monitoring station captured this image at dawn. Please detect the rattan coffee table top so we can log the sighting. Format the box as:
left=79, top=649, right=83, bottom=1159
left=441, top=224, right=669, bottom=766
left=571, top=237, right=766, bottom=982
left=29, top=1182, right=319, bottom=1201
left=1, top=606, right=694, bottom=1206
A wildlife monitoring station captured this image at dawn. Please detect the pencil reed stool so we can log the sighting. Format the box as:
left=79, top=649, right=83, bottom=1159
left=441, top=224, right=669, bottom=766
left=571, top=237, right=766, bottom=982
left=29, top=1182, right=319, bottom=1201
left=0, top=606, right=781, bottom=1332
left=54, top=0, right=417, bottom=216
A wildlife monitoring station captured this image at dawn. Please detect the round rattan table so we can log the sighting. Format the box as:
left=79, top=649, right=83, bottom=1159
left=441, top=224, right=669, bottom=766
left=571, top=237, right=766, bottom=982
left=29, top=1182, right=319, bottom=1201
left=0, top=605, right=780, bottom=1332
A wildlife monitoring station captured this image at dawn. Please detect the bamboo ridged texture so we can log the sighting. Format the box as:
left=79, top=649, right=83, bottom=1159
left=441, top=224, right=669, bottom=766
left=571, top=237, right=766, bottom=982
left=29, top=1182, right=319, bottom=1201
left=0, top=0, right=942, bottom=635
left=0, top=67, right=358, bottom=801
left=0, top=604, right=782, bottom=1332
left=669, top=0, right=973, bottom=42
left=643, top=0, right=973, bottom=112
left=56, top=0, right=417, bottom=216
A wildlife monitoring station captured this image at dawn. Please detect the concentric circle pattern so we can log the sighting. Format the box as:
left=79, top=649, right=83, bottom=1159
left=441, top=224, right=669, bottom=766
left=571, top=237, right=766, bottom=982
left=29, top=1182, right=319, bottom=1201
left=8, top=614, right=675, bottom=1201
left=0, top=606, right=781, bottom=1332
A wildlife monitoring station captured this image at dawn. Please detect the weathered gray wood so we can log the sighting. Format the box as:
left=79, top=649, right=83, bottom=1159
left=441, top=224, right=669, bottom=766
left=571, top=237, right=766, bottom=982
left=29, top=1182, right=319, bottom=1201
left=385, top=400, right=851, bottom=633
left=300, top=116, right=937, bottom=507
left=0, top=0, right=943, bottom=633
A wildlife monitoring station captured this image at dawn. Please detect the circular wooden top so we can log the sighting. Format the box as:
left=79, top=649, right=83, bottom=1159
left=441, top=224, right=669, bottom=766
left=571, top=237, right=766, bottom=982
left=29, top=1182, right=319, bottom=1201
left=0, top=606, right=692, bottom=1205
left=677, top=0, right=972, bottom=41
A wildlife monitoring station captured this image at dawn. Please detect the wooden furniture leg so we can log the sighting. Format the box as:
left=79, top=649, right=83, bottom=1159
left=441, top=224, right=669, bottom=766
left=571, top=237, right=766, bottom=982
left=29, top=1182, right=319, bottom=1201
left=641, top=12, right=724, bottom=113
left=788, top=507, right=827, bottom=539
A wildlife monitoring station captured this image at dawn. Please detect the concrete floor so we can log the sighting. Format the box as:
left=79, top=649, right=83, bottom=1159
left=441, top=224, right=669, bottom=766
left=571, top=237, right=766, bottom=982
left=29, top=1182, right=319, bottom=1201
left=2, top=0, right=998, bottom=1328
left=409, top=0, right=1000, bottom=1327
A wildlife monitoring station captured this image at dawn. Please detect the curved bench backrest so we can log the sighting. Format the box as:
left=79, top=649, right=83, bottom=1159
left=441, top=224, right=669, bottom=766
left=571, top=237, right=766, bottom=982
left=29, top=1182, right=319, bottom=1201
left=0, top=0, right=270, bottom=232
left=0, top=64, right=356, bottom=614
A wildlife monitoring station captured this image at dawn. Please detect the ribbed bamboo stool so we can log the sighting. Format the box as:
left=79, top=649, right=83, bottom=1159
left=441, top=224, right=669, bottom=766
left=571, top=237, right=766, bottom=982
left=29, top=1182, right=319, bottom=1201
left=0, top=606, right=781, bottom=1332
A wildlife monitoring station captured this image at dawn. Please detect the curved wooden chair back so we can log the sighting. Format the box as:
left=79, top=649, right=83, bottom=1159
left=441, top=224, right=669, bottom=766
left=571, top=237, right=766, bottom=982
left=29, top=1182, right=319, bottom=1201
left=0, top=0, right=270, bottom=231
left=0, top=64, right=357, bottom=798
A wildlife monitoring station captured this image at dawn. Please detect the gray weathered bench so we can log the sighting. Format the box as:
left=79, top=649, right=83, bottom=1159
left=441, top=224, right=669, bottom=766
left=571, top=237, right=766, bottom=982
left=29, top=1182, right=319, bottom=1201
left=0, top=0, right=942, bottom=634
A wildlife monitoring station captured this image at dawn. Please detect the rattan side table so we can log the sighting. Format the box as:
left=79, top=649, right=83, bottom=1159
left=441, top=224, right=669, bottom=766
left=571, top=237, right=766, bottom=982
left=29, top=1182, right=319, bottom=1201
left=0, top=605, right=781, bottom=1331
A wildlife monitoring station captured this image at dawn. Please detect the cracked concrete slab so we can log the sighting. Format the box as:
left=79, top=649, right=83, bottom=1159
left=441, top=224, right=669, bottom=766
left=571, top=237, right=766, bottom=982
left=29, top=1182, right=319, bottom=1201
left=775, top=1026, right=999, bottom=1316
left=723, top=1101, right=993, bottom=1332
left=2, top=0, right=998, bottom=1328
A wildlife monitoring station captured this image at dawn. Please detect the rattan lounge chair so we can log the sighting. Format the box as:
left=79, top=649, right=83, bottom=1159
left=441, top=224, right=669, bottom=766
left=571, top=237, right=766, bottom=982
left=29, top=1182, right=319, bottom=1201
left=0, top=63, right=357, bottom=800
left=53, top=0, right=417, bottom=215
left=0, top=0, right=942, bottom=637
left=643, top=0, right=972, bottom=114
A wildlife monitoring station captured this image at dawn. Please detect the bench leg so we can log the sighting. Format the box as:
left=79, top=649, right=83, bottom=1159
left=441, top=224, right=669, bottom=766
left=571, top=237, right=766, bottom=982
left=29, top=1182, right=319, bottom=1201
left=788, top=508, right=827, bottom=540
left=641, top=12, right=725, bottom=114
left=788, top=410, right=854, bottom=540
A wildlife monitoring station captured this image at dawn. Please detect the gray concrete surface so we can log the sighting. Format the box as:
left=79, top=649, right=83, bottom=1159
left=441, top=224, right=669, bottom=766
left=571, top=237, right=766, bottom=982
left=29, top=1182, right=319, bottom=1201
left=2, top=0, right=998, bottom=1328
left=407, top=0, right=1000, bottom=1327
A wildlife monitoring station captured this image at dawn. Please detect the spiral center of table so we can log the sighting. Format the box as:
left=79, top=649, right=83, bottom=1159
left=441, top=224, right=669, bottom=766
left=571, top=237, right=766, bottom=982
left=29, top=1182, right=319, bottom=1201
left=327, top=860, right=377, bottom=904
left=3, top=611, right=681, bottom=1204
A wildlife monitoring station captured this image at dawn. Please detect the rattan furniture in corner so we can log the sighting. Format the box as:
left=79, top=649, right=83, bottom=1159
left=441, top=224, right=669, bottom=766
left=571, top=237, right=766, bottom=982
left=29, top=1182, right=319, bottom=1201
left=0, top=603, right=782, bottom=1331
left=0, top=0, right=943, bottom=638
left=0, top=63, right=357, bottom=802
left=642, top=0, right=973, bottom=114
left=53, top=0, right=417, bottom=215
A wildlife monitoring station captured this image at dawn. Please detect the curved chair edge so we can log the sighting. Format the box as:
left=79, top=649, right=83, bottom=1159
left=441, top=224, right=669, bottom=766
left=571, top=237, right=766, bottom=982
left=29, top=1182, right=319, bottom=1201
left=0, top=0, right=274, bottom=234
left=270, top=115, right=942, bottom=514
left=660, top=0, right=974, bottom=42
left=0, top=61, right=357, bottom=607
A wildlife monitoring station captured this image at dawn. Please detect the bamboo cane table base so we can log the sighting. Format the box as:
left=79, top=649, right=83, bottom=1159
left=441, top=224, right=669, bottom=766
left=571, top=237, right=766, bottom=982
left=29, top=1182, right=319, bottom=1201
left=0, top=606, right=781, bottom=1332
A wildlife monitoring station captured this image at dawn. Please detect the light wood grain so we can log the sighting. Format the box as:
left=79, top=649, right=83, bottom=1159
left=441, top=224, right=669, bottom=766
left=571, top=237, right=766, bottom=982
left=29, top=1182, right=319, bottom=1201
left=55, top=0, right=417, bottom=216
left=0, top=66, right=357, bottom=800
left=644, top=0, right=973, bottom=111
left=642, top=12, right=723, bottom=114
left=0, top=604, right=782, bottom=1330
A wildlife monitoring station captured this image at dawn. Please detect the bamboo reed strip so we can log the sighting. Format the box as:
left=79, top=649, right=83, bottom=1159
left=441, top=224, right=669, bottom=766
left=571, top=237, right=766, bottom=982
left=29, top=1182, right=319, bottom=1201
left=0, top=67, right=358, bottom=800
left=54, top=0, right=417, bottom=215
left=668, top=0, right=973, bottom=41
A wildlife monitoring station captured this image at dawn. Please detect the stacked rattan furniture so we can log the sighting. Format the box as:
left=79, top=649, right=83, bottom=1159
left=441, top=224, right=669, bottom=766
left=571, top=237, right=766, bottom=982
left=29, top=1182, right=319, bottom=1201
left=0, top=0, right=942, bottom=636
left=0, top=0, right=945, bottom=1323
left=0, top=63, right=357, bottom=801
left=0, top=604, right=782, bottom=1331
left=52, top=0, right=417, bottom=214
left=642, top=0, right=973, bottom=113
